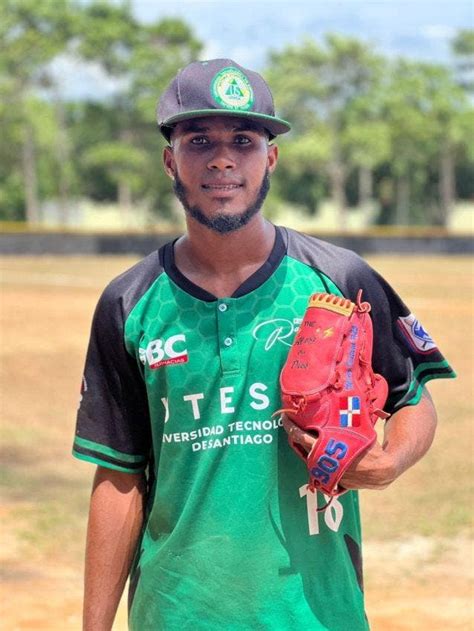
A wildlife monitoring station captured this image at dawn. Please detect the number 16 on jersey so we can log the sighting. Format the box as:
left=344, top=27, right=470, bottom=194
left=299, top=485, right=344, bottom=535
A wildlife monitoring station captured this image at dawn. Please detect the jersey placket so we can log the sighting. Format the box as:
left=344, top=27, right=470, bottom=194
left=216, top=300, right=240, bottom=375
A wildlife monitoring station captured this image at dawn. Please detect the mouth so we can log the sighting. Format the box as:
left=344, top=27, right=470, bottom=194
left=201, top=182, right=243, bottom=198
left=202, top=183, right=243, bottom=191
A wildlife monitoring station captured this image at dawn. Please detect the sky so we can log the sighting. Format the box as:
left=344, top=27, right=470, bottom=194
left=132, top=0, right=473, bottom=68
left=52, top=0, right=473, bottom=99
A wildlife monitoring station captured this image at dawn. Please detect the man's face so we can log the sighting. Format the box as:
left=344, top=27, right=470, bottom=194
left=163, top=116, right=278, bottom=234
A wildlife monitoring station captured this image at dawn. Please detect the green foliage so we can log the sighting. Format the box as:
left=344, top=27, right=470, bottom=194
left=272, top=131, right=331, bottom=214
left=266, top=36, right=473, bottom=225
left=452, top=29, right=474, bottom=56
left=75, top=0, right=140, bottom=74
left=268, top=35, right=383, bottom=126
left=266, top=36, right=385, bottom=220
left=0, top=0, right=79, bottom=221
left=71, top=7, right=202, bottom=217
left=344, top=121, right=391, bottom=170
left=0, top=5, right=472, bottom=227
left=0, top=94, right=68, bottom=219
left=377, top=59, right=472, bottom=224
left=68, top=101, right=118, bottom=201
left=131, top=18, right=202, bottom=122
left=451, top=29, right=474, bottom=94
left=0, top=172, right=25, bottom=220
left=0, top=0, right=75, bottom=78
left=82, top=141, right=148, bottom=193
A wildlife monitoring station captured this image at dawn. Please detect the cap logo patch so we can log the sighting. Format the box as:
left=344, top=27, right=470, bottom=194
left=211, top=67, right=254, bottom=111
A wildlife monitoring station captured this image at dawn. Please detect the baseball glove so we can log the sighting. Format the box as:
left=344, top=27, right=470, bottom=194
left=278, top=291, right=389, bottom=501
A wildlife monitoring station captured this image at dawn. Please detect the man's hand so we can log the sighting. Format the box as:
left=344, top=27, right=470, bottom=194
left=338, top=441, right=398, bottom=490
left=282, top=387, right=437, bottom=492
left=282, top=414, right=316, bottom=455
left=282, top=414, right=396, bottom=490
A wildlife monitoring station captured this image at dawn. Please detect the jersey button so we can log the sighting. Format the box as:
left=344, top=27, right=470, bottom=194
left=224, top=337, right=233, bottom=346
left=218, top=303, right=228, bottom=312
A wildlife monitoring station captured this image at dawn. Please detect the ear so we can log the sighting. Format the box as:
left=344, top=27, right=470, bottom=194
left=163, top=146, right=176, bottom=179
left=267, top=143, right=278, bottom=174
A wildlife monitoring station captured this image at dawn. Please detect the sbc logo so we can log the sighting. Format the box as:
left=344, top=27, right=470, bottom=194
left=139, top=334, right=188, bottom=369
left=310, top=439, right=348, bottom=485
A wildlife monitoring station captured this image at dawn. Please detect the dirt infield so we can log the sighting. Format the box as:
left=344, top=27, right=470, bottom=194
left=1, top=255, right=472, bottom=630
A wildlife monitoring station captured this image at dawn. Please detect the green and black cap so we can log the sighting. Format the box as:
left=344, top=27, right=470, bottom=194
left=157, top=58, right=291, bottom=141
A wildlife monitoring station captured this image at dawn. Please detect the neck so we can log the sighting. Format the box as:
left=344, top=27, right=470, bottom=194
left=175, top=214, right=275, bottom=276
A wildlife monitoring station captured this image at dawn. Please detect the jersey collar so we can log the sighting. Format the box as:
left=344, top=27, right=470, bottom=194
left=159, top=225, right=286, bottom=302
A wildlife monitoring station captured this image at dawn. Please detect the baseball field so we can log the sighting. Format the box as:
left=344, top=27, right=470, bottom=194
left=0, top=254, right=472, bottom=630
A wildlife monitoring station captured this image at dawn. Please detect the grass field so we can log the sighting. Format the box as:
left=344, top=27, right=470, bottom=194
left=0, top=255, right=473, bottom=630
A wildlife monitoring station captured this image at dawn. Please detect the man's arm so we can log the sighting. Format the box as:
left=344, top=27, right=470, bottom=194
left=282, top=387, right=437, bottom=491
left=340, top=387, right=437, bottom=490
left=83, top=466, right=146, bottom=631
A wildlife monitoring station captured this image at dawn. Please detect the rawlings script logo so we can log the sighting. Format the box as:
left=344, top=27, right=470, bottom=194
left=252, top=318, right=302, bottom=351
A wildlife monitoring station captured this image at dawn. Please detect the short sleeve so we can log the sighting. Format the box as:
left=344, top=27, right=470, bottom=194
left=282, top=227, right=456, bottom=415
left=349, top=262, right=456, bottom=414
left=72, top=283, right=152, bottom=473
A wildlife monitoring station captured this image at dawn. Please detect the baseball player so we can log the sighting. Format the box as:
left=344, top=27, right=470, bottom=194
left=73, top=59, right=455, bottom=630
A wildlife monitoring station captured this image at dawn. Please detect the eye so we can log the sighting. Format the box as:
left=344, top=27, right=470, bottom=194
left=190, top=136, right=209, bottom=145
left=234, top=135, right=251, bottom=145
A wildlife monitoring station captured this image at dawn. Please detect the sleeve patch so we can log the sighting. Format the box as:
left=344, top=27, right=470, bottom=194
left=397, top=314, right=438, bottom=354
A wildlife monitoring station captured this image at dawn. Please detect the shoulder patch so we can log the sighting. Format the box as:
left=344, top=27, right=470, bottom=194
left=397, top=314, right=437, bottom=354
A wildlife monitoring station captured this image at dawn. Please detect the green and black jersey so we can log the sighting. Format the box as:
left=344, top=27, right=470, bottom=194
left=73, top=226, right=454, bottom=631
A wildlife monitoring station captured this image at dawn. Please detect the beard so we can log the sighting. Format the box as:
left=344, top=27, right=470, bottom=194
left=173, top=169, right=271, bottom=234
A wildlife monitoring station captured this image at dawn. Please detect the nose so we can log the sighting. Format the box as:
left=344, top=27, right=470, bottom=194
left=207, top=144, right=236, bottom=171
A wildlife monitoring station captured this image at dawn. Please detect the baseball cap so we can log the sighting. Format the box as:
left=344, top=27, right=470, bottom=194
left=157, top=58, right=291, bottom=141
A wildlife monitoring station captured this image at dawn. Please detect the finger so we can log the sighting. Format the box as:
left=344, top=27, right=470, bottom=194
left=281, top=414, right=296, bottom=433
left=282, top=416, right=316, bottom=452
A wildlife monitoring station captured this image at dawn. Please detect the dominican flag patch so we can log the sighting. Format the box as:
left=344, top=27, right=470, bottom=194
left=340, top=396, right=361, bottom=427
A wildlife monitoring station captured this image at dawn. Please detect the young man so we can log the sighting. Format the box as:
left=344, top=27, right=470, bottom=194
left=73, top=59, right=455, bottom=630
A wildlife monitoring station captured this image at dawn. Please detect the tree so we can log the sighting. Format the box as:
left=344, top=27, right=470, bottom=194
left=452, top=29, right=474, bottom=93
left=450, top=30, right=474, bottom=212
left=382, top=60, right=470, bottom=225
left=0, top=0, right=75, bottom=222
left=73, top=0, right=140, bottom=220
left=82, top=142, right=148, bottom=224
left=125, top=18, right=202, bottom=219
left=430, top=67, right=471, bottom=225
left=271, top=126, right=331, bottom=216
left=75, top=4, right=202, bottom=221
left=344, top=120, right=390, bottom=206
left=267, top=35, right=384, bottom=226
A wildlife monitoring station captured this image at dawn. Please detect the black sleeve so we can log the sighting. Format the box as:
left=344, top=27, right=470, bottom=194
left=338, top=255, right=456, bottom=414
left=283, top=227, right=456, bottom=415
left=72, top=282, right=152, bottom=473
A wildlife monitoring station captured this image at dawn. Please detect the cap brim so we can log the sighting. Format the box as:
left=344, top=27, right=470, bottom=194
left=159, top=109, right=291, bottom=140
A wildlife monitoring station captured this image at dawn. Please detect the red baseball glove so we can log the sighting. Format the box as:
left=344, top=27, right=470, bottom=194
left=279, top=291, right=389, bottom=500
